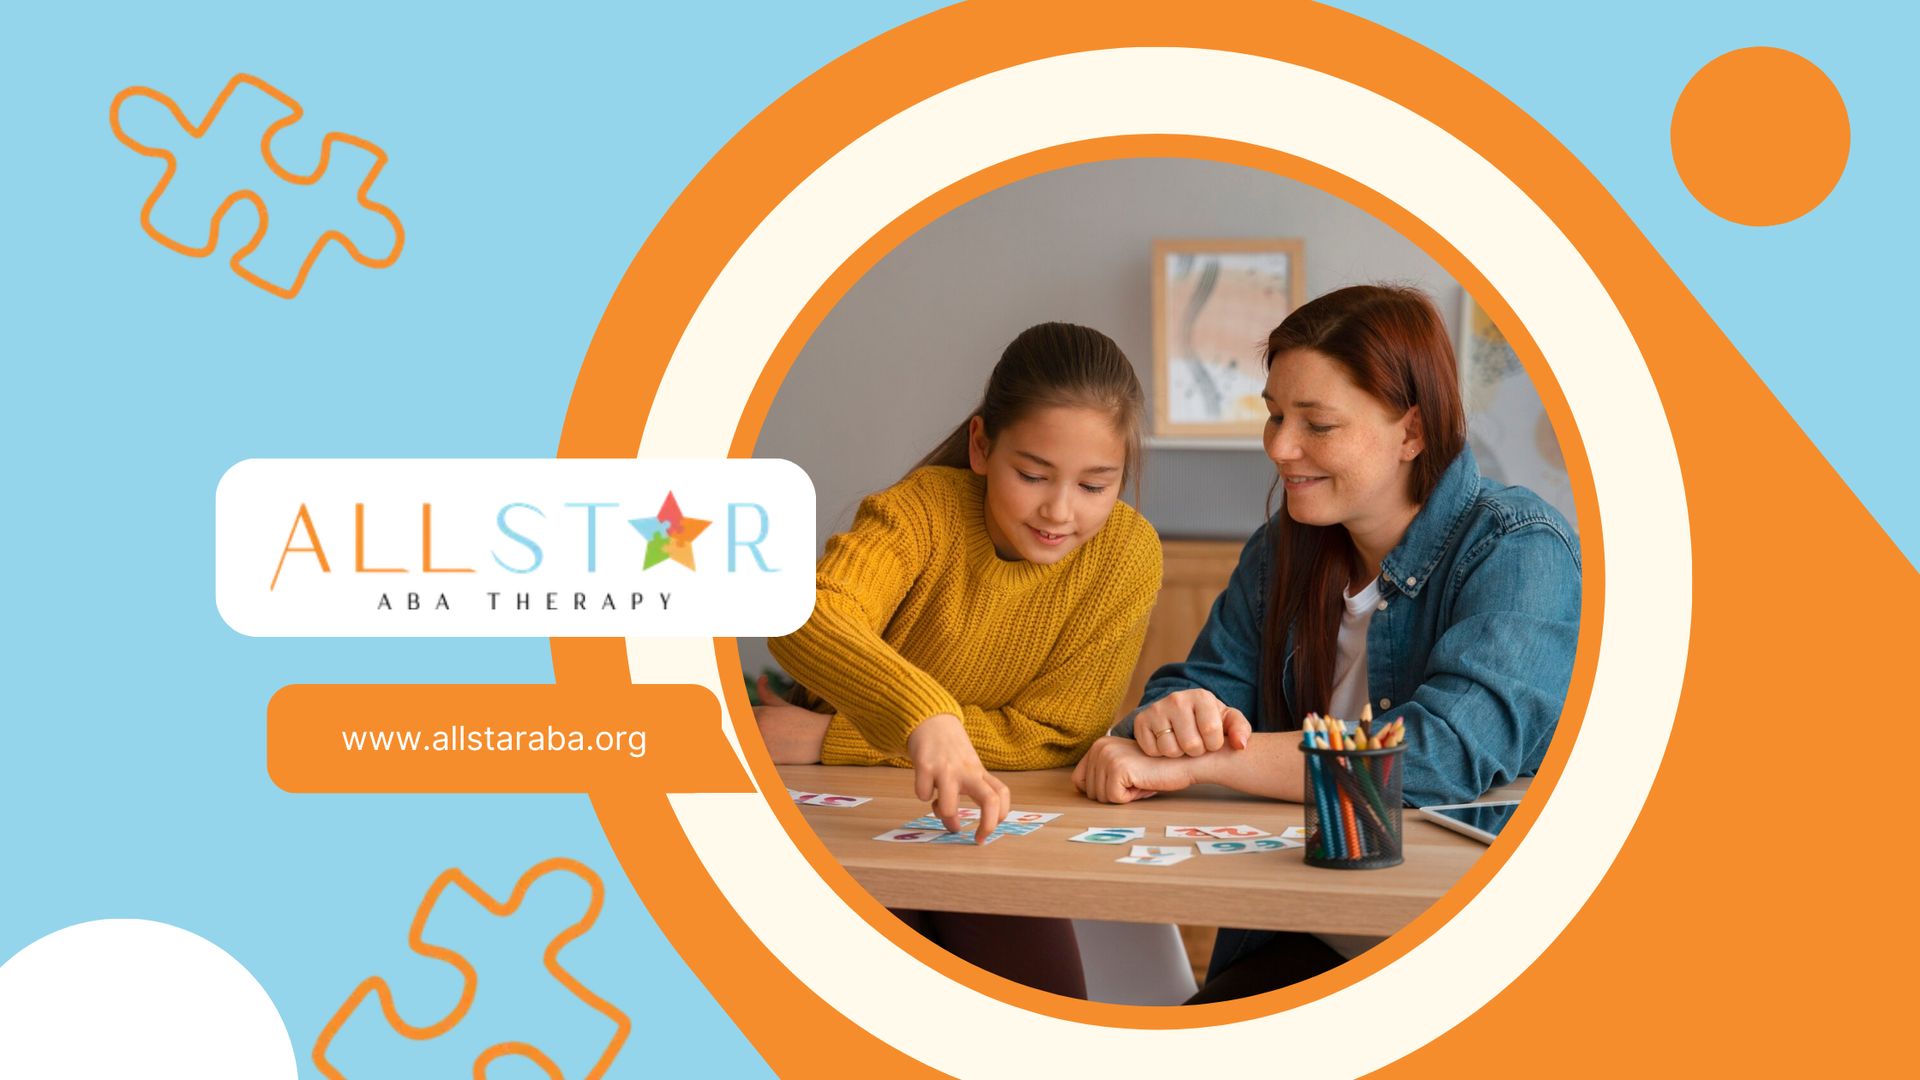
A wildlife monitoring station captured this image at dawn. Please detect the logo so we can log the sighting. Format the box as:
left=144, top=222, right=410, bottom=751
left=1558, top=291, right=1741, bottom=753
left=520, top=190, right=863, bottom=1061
left=216, top=460, right=816, bottom=637
left=627, top=492, right=711, bottom=570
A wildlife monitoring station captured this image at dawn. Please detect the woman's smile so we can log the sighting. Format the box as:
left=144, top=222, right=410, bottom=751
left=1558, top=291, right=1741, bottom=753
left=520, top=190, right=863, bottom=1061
left=1263, top=349, right=1425, bottom=537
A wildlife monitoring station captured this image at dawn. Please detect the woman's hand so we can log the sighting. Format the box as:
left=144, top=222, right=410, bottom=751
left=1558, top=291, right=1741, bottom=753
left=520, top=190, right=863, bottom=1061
left=906, top=713, right=1009, bottom=844
left=1131, top=688, right=1253, bottom=758
left=1073, top=736, right=1199, bottom=804
left=752, top=675, right=831, bottom=764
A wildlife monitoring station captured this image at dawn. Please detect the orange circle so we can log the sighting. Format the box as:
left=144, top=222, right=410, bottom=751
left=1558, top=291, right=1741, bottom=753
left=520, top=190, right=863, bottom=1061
left=554, top=3, right=1627, bottom=1064
left=1670, top=46, right=1849, bottom=226
left=710, top=134, right=1604, bottom=1033
left=553, top=1, right=1834, bottom=1073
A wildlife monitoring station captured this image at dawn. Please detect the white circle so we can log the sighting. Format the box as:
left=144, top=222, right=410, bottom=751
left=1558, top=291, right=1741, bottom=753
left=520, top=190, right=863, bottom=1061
left=0, top=919, right=297, bottom=1079
left=629, top=48, right=1689, bottom=1076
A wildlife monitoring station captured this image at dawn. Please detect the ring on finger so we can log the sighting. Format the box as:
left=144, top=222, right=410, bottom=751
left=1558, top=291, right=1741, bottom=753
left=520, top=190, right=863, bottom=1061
left=1154, top=728, right=1174, bottom=737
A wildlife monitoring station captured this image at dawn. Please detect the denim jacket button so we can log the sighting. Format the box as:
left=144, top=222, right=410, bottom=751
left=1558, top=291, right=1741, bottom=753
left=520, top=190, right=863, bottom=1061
left=1376, top=599, right=1388, bottom=611
left=1379, top=698, right=1391, bottom=709
left=1405, top=575, right=1416, bottom=586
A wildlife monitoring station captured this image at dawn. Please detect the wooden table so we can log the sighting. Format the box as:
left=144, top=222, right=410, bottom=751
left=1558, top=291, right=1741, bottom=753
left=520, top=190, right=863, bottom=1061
left=780, top=764, right=1526, bottom=936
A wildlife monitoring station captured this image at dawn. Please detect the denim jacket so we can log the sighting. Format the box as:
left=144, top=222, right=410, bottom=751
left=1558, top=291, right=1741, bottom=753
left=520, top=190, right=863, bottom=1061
left=1115, top=444, right=1582, bottom=809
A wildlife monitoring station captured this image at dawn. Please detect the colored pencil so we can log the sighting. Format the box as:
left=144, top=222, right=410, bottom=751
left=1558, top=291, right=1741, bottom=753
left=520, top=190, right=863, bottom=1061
left=1339, top=776, right=1362, bottom=857
left=1334, top=760, right=1400, bottom=856
left=1304, top=718, right=1319, bottom=857
left=1336, top=724, right=1360, bottom=856
left=1350, top=742, right=1394, bottom=835
left=1310, top=718, right=1344, bottom=859
left=1311, top=718, right=1347, bottom=859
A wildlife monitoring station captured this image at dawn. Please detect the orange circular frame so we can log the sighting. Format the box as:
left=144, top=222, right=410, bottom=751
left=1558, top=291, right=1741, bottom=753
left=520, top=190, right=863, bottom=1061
left=552, top=2, right=1803, bottom=1076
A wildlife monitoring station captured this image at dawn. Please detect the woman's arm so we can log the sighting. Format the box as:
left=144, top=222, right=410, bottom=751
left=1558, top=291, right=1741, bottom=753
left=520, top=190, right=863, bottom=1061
left=1082, top=515, right=1574, bottom=807
left=1073, top=730, right=1306, bottom=804
left=1077, top=520, right=1580, bottom=808
left=1112, top=521, right=1271, bottom=755
left=1391, top=521, right=1581, bottom=806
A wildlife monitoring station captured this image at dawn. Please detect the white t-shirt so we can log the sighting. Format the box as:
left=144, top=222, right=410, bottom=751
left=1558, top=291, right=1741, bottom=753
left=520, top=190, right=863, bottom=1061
left=1328, top=575, right=1381, bottom=726
left=1320, top=574, right=1385, bottom=962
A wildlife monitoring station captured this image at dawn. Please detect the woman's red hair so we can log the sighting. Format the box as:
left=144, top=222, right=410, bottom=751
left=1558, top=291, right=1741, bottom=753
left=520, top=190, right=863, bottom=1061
left=1260, top=285, right=1467, bottom=728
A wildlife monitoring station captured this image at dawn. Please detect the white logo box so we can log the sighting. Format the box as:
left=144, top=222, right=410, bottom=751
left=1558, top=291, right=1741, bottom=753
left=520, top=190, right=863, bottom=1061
left=215, top=459, right=816, bottom=637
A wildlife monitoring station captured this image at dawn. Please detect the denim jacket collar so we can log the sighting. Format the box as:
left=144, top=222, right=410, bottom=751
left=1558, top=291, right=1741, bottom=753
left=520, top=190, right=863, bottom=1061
left=1377, top=444, right=1480, bottom=600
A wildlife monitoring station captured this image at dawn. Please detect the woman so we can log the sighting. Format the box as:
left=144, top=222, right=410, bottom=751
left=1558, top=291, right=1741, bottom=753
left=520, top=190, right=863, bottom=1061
left=1072, top=285, right=1581, bottom=1001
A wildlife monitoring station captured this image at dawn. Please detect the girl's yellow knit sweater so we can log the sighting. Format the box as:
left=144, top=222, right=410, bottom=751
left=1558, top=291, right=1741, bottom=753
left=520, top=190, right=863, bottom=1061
left=769, top=466, right=1162, bottom=769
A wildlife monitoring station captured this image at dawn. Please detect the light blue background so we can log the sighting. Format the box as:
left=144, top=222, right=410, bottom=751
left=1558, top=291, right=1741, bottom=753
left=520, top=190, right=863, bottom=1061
left=1, top=2, right=1910, bottom=1076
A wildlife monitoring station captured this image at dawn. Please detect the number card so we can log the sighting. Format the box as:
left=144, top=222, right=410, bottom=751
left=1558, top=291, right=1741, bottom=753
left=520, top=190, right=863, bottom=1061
left=926, top=821, right=1042, bottom=844
left=1116, top=852, right=1192, bottom=866
left=801, top=793, right=872, bottom=807
left=1196, top=837, right=1302, bottom=855
left=1068, top=828, right=1145, bottom=844
left=902, top=810, right=991, bottom=831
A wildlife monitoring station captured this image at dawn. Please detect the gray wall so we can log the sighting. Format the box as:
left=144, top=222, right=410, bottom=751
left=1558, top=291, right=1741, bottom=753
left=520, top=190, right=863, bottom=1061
left=744, top=158, right=1472, bottom=679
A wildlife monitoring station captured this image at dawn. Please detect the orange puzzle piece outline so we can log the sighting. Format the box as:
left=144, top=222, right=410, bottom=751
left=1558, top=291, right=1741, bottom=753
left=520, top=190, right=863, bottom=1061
left=312, top=857, right=631, bottom=1080
left=108, top=72, right=405, bottom=299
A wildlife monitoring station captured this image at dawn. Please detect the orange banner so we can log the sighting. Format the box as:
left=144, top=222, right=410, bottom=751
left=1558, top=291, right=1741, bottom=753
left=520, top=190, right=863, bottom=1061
left=268, top=683, right=751, bottom=794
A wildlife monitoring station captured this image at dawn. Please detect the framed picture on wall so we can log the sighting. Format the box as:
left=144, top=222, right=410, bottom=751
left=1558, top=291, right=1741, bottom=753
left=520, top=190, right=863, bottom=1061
left=1456, top=290, right=1579, bottom=529
left=1150, top=238, right=1306, bottom=439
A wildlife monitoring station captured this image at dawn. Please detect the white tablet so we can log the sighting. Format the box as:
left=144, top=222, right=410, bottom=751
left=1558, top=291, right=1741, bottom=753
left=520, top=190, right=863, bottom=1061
left=1417, top=800, right=1522, bottom=844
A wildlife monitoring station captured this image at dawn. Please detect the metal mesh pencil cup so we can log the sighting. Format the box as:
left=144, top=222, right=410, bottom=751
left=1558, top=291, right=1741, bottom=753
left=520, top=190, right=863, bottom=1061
left=1300, top=741, right=1406, bottom=869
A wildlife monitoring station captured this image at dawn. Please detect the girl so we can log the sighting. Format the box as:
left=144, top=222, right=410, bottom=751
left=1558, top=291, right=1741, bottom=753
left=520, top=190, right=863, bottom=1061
left=755, top=321, right=1163, bottom=998
left=1072, top=285, right=1581, bottom=1001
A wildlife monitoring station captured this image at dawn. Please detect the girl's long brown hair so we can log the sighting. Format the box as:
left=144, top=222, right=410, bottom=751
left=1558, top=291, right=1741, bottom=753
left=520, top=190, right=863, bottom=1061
left=912, top=322, right=1145, bottom=501
left=1261, top=286, right=1467, bottom=728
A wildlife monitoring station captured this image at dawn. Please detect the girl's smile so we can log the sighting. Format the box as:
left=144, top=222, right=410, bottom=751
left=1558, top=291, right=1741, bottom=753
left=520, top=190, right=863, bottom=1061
left=969, top=405, right=1127, bottom=564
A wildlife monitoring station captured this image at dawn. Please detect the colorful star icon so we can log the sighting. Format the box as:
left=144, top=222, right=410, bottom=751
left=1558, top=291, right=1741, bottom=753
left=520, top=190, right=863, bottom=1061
left=627, top=492, right=711, bottom=570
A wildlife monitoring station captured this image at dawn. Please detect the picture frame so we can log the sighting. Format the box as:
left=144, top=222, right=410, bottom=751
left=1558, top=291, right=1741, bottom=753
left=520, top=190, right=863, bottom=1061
left=1456, top=289, right=1521, bottom=418
left=1456, top=289, right=1578, bottom=530
left=1150, top=238, right=1306, bottom=439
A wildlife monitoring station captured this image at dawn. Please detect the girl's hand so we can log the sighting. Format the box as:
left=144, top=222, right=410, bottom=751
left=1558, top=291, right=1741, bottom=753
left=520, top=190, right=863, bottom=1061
left=906, top=713, right=1010, bottom=844
left=1131, top=688, right=1252, bottom=759
left=1073, top=736, right=1196, bottom=804
left=753, top=675, right=830, bottom=764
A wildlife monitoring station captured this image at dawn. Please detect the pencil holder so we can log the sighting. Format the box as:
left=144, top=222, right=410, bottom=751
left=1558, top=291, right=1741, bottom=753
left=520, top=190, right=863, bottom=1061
left=1300, top=741, right=1406, bottom=869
